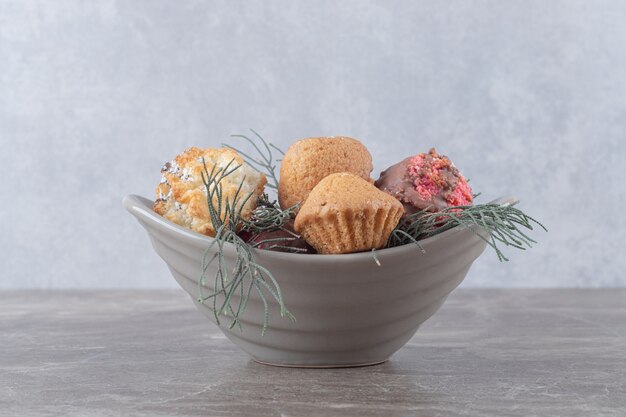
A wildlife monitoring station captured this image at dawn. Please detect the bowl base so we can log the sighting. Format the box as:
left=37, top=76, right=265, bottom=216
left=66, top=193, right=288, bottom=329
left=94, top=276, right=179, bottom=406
left=252, top=358, right=388, bottom=369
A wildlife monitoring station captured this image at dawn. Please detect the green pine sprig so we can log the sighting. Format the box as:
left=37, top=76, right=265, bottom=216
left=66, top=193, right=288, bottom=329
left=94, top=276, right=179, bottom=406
left=223, top=129, right=284, bottom=190
left=388, top=203, right=547, bottom=261
left=197, top=157, right=294, bottom=335
left=241, top=193, right=298, bottom=234
left=240, top=195, right=308, bottom=253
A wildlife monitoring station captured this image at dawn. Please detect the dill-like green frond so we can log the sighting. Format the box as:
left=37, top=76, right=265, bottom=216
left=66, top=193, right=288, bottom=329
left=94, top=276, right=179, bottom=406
left=388, top=203, right=547, bottom=261
left=197, top=157, right=294, bottom=335
left=223, top=129, right=282, bottom=190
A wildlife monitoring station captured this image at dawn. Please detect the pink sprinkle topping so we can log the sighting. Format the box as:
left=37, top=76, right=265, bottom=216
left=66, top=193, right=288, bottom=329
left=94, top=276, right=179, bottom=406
left=406, top=149, right=473, bottom=209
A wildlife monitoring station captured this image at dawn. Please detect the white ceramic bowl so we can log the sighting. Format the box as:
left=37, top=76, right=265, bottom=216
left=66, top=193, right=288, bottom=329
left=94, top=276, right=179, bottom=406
left=124, top=195, right=513, bottom=367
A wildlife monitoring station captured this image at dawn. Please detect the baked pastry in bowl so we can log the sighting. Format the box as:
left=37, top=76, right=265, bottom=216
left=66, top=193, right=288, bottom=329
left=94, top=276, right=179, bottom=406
left=278, top=136, right=373, bottom=210
left=294, top=173, right=403, bottom=254
left=154, top=147, right=266, bottom=236
left=124, top=194, right=514, bottom=367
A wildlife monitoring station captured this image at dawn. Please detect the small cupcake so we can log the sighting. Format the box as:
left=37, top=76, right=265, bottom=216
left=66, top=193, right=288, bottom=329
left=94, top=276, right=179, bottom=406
left=278, top=136, right=373, bottom=210
left=154, top=147, right=266, bottom=236
left=294, top=173, right=403, bottom=254
left=375, top=148, right=473, bottom=215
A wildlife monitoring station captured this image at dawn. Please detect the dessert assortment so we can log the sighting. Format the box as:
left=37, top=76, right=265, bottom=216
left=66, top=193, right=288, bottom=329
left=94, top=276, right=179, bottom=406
left=154, top=136, right=472, bottom=255
left=142, top=131, right=544, bottom=339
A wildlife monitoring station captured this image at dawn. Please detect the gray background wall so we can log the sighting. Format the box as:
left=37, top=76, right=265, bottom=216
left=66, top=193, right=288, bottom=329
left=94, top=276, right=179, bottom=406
left=1, top=1, right=624, bottom=288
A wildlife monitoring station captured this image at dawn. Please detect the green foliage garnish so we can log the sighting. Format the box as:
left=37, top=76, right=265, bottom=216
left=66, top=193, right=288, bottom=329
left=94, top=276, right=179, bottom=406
left=241, top=194, right=308, bottom=253
left=242, top=193, right=298, bottom=234
left=224, top=129, right=283, bottom=190
left=388, top=203, right=547, bottom=261
left=197, top=157, right=294, bottom=336
left=227, top=131, right=304, bottom=252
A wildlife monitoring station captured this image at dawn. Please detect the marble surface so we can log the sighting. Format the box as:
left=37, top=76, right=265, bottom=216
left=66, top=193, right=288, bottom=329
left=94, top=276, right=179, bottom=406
left=1, top=289, right=624, bottom=417
left=1, top=1, right=626, bottom=289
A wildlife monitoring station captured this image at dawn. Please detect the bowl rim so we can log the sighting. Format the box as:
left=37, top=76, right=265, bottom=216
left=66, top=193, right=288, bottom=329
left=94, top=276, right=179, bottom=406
left=124, top=194, right=517, bottom=263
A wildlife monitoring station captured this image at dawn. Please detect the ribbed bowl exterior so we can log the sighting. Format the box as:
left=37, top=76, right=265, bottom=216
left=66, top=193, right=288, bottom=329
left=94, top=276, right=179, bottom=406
left=125, top=195, right=492, bottom=367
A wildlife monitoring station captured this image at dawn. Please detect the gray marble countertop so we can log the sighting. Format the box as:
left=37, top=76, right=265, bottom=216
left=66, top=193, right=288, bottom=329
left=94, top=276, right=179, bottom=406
left=1, top=289, right=624, bottom=417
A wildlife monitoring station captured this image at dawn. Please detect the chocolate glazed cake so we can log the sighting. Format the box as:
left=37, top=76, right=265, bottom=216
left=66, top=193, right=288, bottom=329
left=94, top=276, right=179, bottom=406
left=375, top=148, right=473, bottom=215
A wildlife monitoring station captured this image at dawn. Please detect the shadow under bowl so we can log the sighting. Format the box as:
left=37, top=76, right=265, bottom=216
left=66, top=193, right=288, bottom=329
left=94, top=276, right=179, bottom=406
left=124, top=195, right=510, bottom=367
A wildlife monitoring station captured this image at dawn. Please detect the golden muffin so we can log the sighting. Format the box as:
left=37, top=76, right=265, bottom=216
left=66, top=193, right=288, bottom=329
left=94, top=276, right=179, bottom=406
left=154, top=147, right=266, bottom=236
left=294, top=173, right=403, bottom=254
left=278, top=137, right=373, bottom=210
